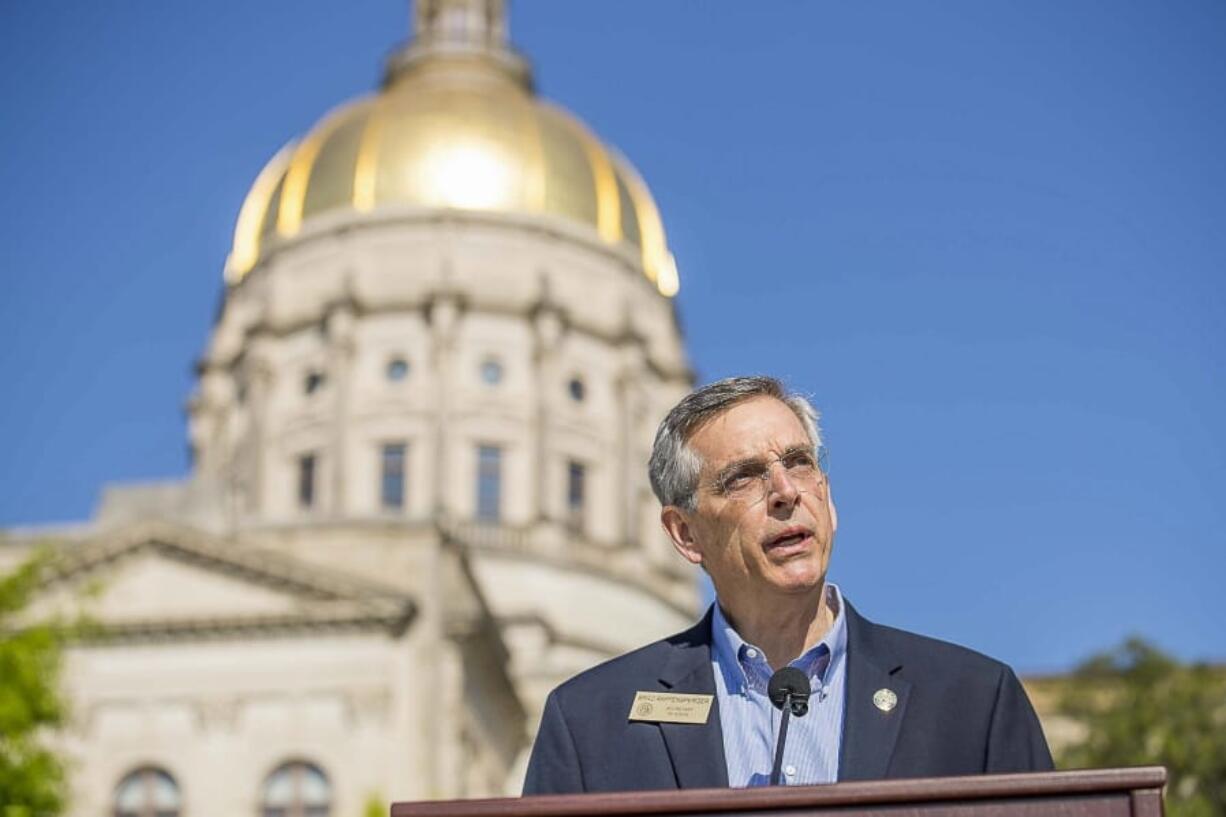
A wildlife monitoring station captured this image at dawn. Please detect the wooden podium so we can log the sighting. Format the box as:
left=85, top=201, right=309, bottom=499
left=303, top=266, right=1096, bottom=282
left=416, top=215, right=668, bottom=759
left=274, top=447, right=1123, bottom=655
left=392, top=768, right=1165, bottom=817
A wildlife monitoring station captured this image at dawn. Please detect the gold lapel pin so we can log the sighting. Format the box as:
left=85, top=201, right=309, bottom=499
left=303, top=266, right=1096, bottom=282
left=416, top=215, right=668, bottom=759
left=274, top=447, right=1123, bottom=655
left=873, top=688, right=898, bottom=712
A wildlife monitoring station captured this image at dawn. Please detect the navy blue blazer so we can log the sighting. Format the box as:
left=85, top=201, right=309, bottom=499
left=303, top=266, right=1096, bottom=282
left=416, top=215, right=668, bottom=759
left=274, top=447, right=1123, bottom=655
left=523, top=601, right=1053, bottom=793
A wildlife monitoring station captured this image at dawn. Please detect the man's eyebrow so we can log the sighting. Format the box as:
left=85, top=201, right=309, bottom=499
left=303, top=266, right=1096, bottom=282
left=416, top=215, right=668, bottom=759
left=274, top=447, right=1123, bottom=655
left=712, top=444, right=812, bottom=480
left=713, top=456, right=766, bottom=480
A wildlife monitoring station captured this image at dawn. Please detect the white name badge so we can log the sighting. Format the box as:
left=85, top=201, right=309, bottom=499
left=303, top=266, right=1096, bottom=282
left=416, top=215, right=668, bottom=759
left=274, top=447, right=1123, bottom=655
left=628, top=691, right=714, bottom=724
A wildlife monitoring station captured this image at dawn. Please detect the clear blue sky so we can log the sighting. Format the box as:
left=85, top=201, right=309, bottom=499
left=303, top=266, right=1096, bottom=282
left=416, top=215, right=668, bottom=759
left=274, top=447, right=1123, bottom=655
left=1, top=2, right=1223, bottom=674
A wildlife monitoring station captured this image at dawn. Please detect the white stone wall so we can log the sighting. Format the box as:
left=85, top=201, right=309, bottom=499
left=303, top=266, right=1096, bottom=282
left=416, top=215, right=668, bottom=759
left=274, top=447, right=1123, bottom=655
left=58, top=631, right=448, bottom=817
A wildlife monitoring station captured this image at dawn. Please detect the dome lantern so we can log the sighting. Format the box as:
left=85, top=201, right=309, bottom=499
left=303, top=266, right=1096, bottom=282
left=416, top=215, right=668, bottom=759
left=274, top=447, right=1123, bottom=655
left=383, top=0, right=533, bottom=90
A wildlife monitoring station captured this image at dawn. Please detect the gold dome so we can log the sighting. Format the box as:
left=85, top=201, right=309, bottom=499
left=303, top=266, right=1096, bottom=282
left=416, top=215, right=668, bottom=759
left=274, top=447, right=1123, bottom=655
left=226, top=5, right=678, bottom=296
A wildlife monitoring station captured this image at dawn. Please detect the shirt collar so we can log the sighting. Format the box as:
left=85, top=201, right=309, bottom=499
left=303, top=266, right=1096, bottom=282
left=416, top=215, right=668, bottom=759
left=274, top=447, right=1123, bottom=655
left=711, top=583, right=848, bottom=695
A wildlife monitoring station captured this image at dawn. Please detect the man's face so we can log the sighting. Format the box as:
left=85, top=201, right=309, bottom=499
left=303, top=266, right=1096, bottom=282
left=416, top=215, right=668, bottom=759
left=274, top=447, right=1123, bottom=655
left=663, top=396, right=838, bottom=613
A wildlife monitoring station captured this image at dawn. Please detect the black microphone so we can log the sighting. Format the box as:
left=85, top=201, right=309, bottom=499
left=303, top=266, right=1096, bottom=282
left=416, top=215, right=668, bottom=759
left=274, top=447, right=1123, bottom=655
left=769, top=667, right=811, bottom=716
left=767, top=667, right=811, bottom=786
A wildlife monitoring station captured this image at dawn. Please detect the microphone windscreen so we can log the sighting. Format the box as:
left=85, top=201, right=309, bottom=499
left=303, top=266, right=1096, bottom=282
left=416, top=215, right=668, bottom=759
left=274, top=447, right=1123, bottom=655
left=767, top=666, right=811, bottom=710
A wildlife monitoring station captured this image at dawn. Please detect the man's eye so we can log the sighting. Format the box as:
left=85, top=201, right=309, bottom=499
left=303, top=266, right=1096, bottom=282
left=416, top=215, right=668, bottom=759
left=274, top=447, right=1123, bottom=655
left=722, top=470, right=761, bottom=492
left=784, top=452, right=816, bottom=470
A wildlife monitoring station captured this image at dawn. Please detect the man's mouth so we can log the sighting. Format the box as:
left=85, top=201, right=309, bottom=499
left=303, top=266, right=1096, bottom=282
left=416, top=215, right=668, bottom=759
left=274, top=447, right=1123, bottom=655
left=765, top=528, right=811, bottom=551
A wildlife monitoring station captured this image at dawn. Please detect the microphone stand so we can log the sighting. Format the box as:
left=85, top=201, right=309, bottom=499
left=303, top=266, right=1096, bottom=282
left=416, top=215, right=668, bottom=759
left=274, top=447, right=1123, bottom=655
left=767, top=666, right=810, bottom=786
left=768, top=691, right=794, bottom=786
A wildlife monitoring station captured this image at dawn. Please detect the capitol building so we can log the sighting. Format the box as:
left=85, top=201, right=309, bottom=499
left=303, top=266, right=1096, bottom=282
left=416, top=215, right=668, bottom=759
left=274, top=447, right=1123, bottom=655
left=1, top=1, right=701, bottom=813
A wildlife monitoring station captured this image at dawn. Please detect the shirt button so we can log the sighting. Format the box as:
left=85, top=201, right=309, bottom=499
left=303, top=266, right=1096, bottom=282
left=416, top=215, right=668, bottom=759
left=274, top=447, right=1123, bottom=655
left=745, top=648, right=758, bottom=659
left=785, top=765, right=797, bottom=777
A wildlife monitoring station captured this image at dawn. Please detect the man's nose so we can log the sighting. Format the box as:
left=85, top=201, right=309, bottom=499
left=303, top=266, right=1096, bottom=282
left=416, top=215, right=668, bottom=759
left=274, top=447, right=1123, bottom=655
left=766, top=463, right=801, bottom=508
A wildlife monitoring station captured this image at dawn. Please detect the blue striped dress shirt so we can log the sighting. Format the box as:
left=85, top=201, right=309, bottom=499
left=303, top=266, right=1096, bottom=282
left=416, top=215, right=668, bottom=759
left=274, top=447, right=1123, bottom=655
left=710, top=583, right=848, bottom=787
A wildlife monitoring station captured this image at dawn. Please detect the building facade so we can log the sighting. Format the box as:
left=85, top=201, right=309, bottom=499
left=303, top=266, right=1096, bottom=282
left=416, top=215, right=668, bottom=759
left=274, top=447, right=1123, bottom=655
left=1, top=1, right=700, bottom=813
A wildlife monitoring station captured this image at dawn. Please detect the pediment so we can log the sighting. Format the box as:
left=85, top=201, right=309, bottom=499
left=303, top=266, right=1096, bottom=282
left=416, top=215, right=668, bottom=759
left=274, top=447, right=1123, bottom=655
left=23, top=521, right=416, bottom=640
left=37, top=549, right=311, bottom=624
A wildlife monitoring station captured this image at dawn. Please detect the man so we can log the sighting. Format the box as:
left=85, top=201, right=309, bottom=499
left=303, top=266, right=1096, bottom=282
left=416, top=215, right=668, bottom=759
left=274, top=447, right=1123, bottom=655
left=523, top=376, right=1053, bottom=794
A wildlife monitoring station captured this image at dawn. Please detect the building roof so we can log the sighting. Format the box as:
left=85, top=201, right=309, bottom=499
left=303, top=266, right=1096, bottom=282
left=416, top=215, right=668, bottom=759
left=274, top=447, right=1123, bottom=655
left=26, top=520, right=418, bottom=643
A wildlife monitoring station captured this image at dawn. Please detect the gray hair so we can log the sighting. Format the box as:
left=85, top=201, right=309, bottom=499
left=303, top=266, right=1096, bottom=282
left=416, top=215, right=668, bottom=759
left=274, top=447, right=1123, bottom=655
left=648, top=375, right=823, bottom=510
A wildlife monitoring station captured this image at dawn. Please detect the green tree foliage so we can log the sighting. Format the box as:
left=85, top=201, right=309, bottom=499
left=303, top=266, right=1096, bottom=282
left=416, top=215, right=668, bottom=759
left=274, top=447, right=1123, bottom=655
left=1058, top=638, right=1226, bottom=817
left=362, top=792, right=386, bottom=817
left=0, top=551, right=68, bottom=817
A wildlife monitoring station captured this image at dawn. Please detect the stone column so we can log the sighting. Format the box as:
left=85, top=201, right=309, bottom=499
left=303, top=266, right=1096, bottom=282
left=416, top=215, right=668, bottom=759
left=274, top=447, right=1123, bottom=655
left=429, top=292, right=462, bottom=520
left=247, top=332, right=276, bottom=520
left=531, top=297, right=563, bottom=524
left=616, top=338, right=647, bottom=548
left=326, top=302, right=357, bottom=516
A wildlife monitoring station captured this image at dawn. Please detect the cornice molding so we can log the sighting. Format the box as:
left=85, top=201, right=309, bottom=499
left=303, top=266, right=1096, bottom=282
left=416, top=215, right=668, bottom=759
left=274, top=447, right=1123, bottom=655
left=207, top=290, right=691, bottom=385
left=68, top=608, right=414, bottom=646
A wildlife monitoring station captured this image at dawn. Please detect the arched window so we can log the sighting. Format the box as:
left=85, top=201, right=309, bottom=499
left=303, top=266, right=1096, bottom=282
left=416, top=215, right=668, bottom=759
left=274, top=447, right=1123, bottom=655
left=114, top=767, right=180, bottom=817
left=262, top=761, right=330, bottom=817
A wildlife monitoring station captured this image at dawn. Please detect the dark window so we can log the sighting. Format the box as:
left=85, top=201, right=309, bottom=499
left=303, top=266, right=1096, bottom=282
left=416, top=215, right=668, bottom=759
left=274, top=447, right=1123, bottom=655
left=298, top=453, right=316, bottom=509
left=381, top=443, right=407, bottom=511
left=386, top=358, right=409, bottom=382
left=476, top=445, right=502, bottom=522
left=567, top=461, right=586, bottom=532
left=480, top=358, right=503, bottom=385
left=567, top=377, right=585, bottom=402
left=114, top=767, right=180, bottom=817
left=304, top=370, right=326, bottom=395
left=262, top=761, right=330, bottom=817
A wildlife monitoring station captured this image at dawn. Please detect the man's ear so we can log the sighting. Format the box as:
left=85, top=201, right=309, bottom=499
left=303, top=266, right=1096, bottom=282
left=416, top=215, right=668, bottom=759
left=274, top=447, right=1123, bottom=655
left=826, top=478, right=838, bottom=533
left=661, top=506, right=703, bottom=566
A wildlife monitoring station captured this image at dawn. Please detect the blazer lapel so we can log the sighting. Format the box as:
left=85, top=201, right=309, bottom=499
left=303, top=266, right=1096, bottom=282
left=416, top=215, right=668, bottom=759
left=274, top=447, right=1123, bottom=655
left=656, top=609, right=728, bottom=789
left=838, top=601, right=912, bottom=781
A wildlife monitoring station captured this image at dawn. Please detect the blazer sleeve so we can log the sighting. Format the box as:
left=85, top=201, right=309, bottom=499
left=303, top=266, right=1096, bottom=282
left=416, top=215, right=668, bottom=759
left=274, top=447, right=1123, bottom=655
left=985, top=666, right=1055, bottom=773
left=522, top=691, right=585, bottom=795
